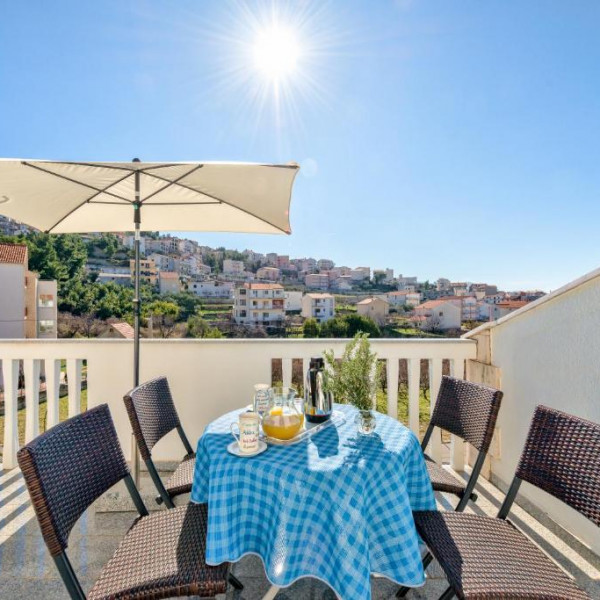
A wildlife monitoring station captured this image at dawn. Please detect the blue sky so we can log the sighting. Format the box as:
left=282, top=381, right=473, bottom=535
left=2, top=1, right=600, bottom=291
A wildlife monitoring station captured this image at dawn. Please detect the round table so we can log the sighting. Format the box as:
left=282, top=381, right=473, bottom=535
left=191, top=403, right=436, bottom=600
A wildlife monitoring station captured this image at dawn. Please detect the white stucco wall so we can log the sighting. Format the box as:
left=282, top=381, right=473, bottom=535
left=473, top=271, right=600, bottom=553
left=0, top=263, right=25, bottom=338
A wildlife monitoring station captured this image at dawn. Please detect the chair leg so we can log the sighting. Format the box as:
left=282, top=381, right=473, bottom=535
left=396, top=553, right=433, bottom=597
left=228, top=573, right=244, bottom=590
left=438, top=586, right=455, bottom=599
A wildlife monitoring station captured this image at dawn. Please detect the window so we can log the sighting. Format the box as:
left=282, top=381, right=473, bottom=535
left=240, top=310, right=247, bottom=318
left=263, top=312, right=269, bottom=319
left=39, top=320, right=55, bottom=334
left=239, top=299, right=246, bottom=306
left=439, top=312, right=444, bottom=317
left=39, top=294, right=54, bottom=308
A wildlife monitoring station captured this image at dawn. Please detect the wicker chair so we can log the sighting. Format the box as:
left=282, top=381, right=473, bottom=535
left=123, top=376, right=195, bottom=509
left=17, top=404, right=229, bottom=600
left=421, top=376, right=503, bottom=512
left=410, top=405, right=597, bottom=599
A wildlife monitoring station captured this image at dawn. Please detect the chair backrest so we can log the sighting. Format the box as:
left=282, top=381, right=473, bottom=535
left=429, top=376, right=503, bottom=453
left=17, top=404, right=129, bottom=557
left=516, top=405, right=600, bottom=526
left=123, top=376, right=181, bottom=461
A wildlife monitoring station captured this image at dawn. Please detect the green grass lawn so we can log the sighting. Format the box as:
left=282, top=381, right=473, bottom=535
left=0, top=389, right=88, bottom=452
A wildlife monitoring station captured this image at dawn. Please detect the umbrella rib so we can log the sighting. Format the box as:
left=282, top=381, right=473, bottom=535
left=21, top=162, right=133, bottom=204
left=144, top=172, right=290, bottom=234
left=139, top=164, right=204, bottom=204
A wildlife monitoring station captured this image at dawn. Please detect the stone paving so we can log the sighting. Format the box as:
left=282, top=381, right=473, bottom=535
left=0, top=464, right=598, bottom=599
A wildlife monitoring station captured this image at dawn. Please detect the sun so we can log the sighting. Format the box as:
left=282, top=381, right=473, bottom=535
left=253, top=25, right=300, bottom=81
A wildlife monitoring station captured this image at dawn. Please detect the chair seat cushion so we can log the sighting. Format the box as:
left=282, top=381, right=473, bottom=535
left=424, top=453, right=467, bottom=496
left=164, top=452, right=196, bottom=497
left=88, top=503, right=228, bottom=600
left=414, top=511, right=589, bottom=600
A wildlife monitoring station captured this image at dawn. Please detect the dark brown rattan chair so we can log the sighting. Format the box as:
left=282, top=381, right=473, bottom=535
left=422, top=376, right=503, bottom=512
left=17, top=404, right=229, bottom=600
left=124, top=376, right=195, bottom=509
left=410, top=405, right=597, bottom=599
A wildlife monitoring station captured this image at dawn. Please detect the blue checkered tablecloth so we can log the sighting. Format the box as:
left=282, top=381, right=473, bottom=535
left=191, top=403, right=436, bottom=600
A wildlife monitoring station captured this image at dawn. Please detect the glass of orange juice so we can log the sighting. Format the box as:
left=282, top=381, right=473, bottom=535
left=262, top=386, right=304, bottom=441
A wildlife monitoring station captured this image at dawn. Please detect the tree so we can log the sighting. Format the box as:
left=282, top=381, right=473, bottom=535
left=373, top=272, right=386, bottom=287
left=144, top=300, right=180, bottom=338
left=344, top=314, right=381, bottom=337
left=186, top=315, right=223, bottom=338
left=302, top=318, right=321, bottom=338
left=320, top=316, right=350, bottom=338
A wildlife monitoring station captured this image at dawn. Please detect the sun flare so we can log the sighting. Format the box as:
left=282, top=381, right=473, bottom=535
left=253, top=26, right=301, bottom=81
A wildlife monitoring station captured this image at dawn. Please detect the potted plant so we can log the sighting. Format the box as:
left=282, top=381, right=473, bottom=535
left=323, top=332, right=382, bottom=434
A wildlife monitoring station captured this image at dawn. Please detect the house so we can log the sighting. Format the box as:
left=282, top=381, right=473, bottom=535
left=301, top=293, right=335, bottom=323
left=97, top=272, right=131, bottom=286
left=0, top=243, right=57, bottom=338
left=350, top=267, right=370, bottom=281
left=100, top=322, right=135, bottom=339
left=189, top=280, right=234, bottom=298
left=373, top=268, right=394, bottom=283
left=356, top=297, right=389, bottom=325
left=437, top=295, right=479, bottom=321
left=158, top=271, right=181, bottom=295
left=256, top=266, right=281, bottom=281
left=223, top=259, right=245, bottom=275
left=305, top=273, right=329, bottom=290
left=386, top=291, right=421, bottom=308
left=412, top=299, right=461, bottom=331
left=489, top=300, right=530, bottom=320
left=284, top=290, right=303, bottom=312
left=233, top=283, right=285, bottom=325
left=397, top=275, right=418, bottom=290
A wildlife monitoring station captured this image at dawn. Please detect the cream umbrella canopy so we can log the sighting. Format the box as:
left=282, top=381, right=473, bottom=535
left=0, top=158, right=298, bottom=380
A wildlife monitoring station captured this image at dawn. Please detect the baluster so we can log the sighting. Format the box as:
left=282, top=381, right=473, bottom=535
left=66, top=359, right=82, bottom=418
left=407, top=358, right=420, bottom=435
left=386, top=358, right=399, bottom=419
left=450, top=358, right=465, bottom=470
left=2, top=359, right=20, bottom=469
left=24, top=359, right=41, bottom=443
left=282, top=358, right=293, bottom=388
left=428, top=358, right=443, bottom=462
left=45, top=359, right=61, bottom=428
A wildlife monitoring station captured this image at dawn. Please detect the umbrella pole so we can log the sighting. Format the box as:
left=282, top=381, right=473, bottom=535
left=132, top=161, right=142, bottom=485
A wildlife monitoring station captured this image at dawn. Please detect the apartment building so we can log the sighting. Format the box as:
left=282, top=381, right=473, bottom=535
left=0, top=243, right=57, bottom=339
left=350, top=267, right=370, bottom=281
left=305, top=273, right=329, bottom=290
left=223, top=259, right=245, bottom=275
left=356, top=297, right=389, bottom=325
left=301, top=293, right=335, bottom=323
left=234, top=283, right=285, bottom=325
left=317, top=259, right=335, bottom=271
left=129, top=258, right=157, bottom=285
left=284, top=291, right=303, bottom=312
left=373, top=268, right=394, bottom=283
left=257, top=266, right=281, bottom=281
left=148, top=253, right=175, bottom=272
left=397, top=275, right=418, bottom=290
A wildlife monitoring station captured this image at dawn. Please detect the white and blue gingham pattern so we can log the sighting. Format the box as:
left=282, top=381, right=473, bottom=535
left=191, top=403, right=436, bottom=600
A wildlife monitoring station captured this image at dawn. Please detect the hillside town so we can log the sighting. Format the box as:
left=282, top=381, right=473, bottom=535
left=0, top=215, right=545, bottom=340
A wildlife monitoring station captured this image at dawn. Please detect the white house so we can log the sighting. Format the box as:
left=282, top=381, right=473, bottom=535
left=256, top=266, right=281, bottom=281
left=386, top=291, right=421, bottom=308
left=234, top=283, right=285, bottom=325
left=189, top=280, right=234, bottom=299
left=284, top=291, right=303, bottom=312
left=412, top=299, right=461, bottom=331
left=301, top=293, right=335, bottom=323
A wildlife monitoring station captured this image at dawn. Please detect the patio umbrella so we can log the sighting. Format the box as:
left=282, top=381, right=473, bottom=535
left=0, top=158, right=299, bottom=475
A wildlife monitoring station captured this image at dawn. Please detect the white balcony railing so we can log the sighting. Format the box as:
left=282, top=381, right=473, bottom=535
left=0, top=338, right=475, bottom=470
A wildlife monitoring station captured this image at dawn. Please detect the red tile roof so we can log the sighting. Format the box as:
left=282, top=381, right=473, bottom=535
left=159, top=271, right=179, bottom=279
left=244, top=283, right=283, bottom=290
left=416, top=299, right=455, bottom=309
left=109, top=322, right=135, bottom=339
left=497, top=300, right=529, bottom=309
left=0, top=243, right=28, bottom=265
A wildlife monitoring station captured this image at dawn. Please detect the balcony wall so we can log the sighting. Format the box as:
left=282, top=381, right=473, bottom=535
left=466, top=266, right=600, bottom=554
left=0, top=338, right=475, bottom=471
